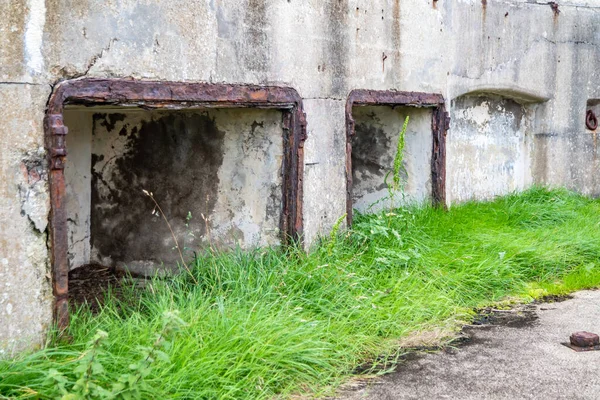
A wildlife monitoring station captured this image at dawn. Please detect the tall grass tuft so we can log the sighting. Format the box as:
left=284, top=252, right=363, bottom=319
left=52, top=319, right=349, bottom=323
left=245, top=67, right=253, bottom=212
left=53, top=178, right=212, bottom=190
left=2, top=187, right=600, bottom=399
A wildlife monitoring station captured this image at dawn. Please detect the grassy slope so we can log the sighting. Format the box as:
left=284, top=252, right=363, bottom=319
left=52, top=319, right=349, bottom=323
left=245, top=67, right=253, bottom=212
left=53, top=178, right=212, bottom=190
left=2, top=187, right=600, bottom=399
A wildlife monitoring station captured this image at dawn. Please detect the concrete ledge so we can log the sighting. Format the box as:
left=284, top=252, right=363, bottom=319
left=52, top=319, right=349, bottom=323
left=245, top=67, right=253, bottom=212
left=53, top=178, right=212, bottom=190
left=452, top=84, right=551, bottom=104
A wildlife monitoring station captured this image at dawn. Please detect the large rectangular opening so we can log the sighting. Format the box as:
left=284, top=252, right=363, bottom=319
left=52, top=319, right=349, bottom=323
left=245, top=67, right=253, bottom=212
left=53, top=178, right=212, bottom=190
left=45, top=79, right=306, bottom=328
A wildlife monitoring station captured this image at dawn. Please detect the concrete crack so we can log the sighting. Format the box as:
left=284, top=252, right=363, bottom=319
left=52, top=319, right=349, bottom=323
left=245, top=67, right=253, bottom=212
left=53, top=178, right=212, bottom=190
left=0, top=81, right=42, bottom=85
left=539, top=37, right=596, bottom=45
left=69, top=236, right=89, bottom=248
left=83, top=38, right=119, bottom=76
left=522, top=0, right=600, bottom=9
left=304, top=96, right=345, bottom=101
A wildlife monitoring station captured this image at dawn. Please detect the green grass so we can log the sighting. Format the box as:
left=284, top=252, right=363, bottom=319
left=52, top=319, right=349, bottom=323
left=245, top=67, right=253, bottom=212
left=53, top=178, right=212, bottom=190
left=2, top=187, right=600, bottom=399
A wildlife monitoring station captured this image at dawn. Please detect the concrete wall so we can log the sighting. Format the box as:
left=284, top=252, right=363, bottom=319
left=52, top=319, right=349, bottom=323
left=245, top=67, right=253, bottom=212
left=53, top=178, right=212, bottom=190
left=1, top=0, right=599, bottom=353
left=64, top=108, right=283, bottom=275
left=0, top=84, right=52, bottom=357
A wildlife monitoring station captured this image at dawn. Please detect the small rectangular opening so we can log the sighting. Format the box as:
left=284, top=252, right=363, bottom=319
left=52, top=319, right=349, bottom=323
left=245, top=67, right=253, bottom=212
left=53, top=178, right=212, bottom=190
left=586, top=99, right=599, bottom=131
left=351, top=106, right=434, bottom=213
left=344, top=90, right=446, bottom=226
left=63, top=107, right=284, bottom=275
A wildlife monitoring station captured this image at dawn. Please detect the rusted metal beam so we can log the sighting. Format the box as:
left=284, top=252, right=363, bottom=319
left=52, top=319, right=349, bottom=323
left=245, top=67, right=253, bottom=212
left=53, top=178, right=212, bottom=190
left=47, top=79, right=305, bottom=113
left=347, top=89, right=444, bottom=109
left=345, top=89, right=448, bottom=226
left=45, top=78, right=306, bottom=330
left=432, top=105, right=450, bottom=209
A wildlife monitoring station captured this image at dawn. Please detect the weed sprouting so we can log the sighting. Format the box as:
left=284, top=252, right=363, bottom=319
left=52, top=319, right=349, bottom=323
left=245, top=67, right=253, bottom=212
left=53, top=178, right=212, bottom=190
left=326, top=213, right=348, bottom=256
left=44, top=330, right=109, bottom=399
left=384, top=115, right=410, bottom=210
left=392, top=115, right=409, bottom=192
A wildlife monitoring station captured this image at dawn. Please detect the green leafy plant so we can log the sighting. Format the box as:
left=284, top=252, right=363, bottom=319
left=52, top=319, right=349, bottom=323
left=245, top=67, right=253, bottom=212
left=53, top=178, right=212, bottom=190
left=382, top=115, right=410, bottom=210
left=108, top=310, right=186, bottom=399
left=43, top=311, right=185, bottom=400
left=43, top=330, right=109, bottom=400
left=325, top=213, right=348, bottom=256
left=392, top=115, right=410, bottom=192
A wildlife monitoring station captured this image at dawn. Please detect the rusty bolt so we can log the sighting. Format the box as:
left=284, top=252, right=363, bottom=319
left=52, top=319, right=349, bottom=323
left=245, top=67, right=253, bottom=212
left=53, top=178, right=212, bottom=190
left=570, top=331, right=600, bottom=348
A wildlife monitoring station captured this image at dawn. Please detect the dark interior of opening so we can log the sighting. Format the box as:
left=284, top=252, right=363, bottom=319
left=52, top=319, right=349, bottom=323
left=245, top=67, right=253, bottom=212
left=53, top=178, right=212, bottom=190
left=63, top=107, right=285, bottom=276
left=587, top=99, right=599, bottom=131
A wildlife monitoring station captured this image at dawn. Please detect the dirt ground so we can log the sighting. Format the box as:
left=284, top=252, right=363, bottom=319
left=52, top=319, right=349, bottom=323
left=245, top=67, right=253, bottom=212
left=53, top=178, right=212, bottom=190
left=68, top=263, right=142, bottom=313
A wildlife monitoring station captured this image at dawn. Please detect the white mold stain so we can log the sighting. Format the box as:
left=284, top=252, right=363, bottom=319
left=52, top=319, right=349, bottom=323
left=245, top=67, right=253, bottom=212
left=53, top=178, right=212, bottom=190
left=24, top=0, right=46, bottom=76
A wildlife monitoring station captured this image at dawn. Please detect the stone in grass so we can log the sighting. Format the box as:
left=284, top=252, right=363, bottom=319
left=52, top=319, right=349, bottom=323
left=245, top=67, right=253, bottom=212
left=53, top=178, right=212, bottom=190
left=570, top=331, right=600, bottom=348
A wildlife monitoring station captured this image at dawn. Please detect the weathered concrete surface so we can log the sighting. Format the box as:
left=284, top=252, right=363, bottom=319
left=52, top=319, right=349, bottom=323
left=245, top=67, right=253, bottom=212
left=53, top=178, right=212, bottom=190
left=0, top=84, right=52, bottom=356
left=63, top=110, right=92, bottom=271
left=1, top=0, right=600, bottom=352
left=341, top=290, right=600, bottom=400
left=448, top=95, right=535, bottom=203
left=302, top=98, right=348, bottom=246
left=352, top=106, right=432, bottom=212
left=445, top=1, right=600, bottom=200
left=64, top=108, right=283, bottom=274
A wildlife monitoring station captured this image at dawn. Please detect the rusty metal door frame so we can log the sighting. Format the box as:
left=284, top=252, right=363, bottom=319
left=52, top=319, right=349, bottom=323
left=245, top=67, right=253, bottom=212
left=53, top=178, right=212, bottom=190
left=45, top=78, right=306, bottom=329
left=345, top=89, right=449, bottom=226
